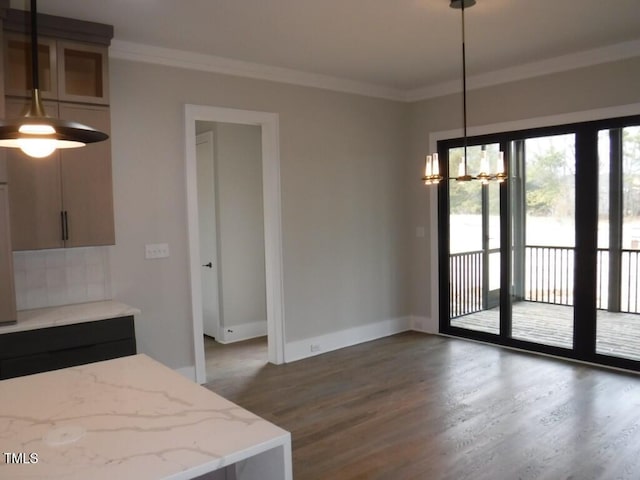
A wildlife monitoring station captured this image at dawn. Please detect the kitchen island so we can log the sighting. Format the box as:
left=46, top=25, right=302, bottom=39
left=0, top=354, right=292, bottom=479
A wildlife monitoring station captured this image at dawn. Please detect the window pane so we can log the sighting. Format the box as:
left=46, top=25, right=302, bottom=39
left=597, top=126, right=640, bottom=361
left=524, top=134, right=575, bottom=248
left=513, top=134, right=575, bottom=349
left=448, top=144, right=501, bottom=334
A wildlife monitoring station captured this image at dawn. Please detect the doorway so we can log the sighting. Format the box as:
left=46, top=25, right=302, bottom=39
left=185, top=105, right=285, bottom=384
left=196, top=122, right=268, bottom=381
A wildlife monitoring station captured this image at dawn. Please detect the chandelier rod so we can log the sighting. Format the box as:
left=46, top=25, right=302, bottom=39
left=461, top=0, right=468, bottom=174
left=30, top=0, right=39, bottom=92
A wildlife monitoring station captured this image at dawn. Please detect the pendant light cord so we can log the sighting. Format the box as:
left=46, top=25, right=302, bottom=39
left=461, top=1, right=468, bottom=173
left=30, top=0, right=39, bottom=92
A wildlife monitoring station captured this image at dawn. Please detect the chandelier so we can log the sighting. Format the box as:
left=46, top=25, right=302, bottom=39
left=423, top=0, right=506, bottom=186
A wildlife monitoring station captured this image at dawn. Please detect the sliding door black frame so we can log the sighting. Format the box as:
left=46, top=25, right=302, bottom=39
left=437, top=114, right=640, bottom=372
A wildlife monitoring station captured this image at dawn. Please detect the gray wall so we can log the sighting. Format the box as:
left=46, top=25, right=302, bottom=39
left=213, top=122, right=266, bottom=329
left=108, top=59, right=410, bottom=369
left=107, top=52, right=639, bottom=370
left=408, top=57, right=640, bottom=331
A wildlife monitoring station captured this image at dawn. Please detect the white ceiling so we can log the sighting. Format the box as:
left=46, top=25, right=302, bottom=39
left=11, top=0, right=640, bottom=97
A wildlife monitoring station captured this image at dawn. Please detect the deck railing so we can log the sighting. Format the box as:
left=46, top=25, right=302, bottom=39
left=450, top=246, right=640, bottom=317
left=525, top=245, right=574, bottom=306
left=449, top=249, right=483, bottom=317
left=597, top=249, right=640, bottom=313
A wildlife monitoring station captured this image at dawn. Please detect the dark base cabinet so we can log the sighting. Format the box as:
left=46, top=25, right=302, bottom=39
left=0, top=316, right=136, bottom=380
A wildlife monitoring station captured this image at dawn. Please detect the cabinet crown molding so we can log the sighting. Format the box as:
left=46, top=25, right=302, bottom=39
left=3, top=8, right=113, bottom=46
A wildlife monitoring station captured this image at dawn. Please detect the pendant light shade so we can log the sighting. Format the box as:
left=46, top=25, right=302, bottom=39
left=0, top=0, right=108, bottom=158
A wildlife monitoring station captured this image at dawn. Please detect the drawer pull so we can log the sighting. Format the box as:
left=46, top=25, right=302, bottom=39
left=52, top=344, right=97, bottom=354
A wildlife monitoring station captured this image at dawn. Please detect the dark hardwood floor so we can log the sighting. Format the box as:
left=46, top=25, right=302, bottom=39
left=204, top=332, right=640, bottom=479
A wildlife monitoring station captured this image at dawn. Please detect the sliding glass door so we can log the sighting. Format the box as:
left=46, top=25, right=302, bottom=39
left=448, top=144, right=501, bottom=334
left=438, top=115, right=640, bottom=371
left=512, top=133, right=575, bottom=349
left=596, top=126, right=640, bottom=362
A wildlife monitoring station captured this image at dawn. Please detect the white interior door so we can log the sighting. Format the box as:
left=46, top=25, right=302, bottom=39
left=196, top=131, right=221, bottom=338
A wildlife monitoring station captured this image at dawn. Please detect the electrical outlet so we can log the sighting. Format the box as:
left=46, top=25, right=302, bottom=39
left=310, top=344, right=321, bottom=352
left=145, top=243, right=170, bottom=259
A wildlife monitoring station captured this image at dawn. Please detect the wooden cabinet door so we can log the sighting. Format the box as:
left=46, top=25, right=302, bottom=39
left=4, top=33, right=57, bottom=99
left=0, top=154, right=6, bottom=184
left=0, top=185, right=17, bottom=324
left=0, top=112, right=5, bottom=184
left=57, top=41, right=109, bottom=105
left=59, top=103, right=114, bottom=247
left=5, top=99, right=64, bottom=250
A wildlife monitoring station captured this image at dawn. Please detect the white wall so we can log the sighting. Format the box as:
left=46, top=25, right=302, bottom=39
left=108, top=59, right=410, bottom=369
left=409, top=57, right=640, bottom=332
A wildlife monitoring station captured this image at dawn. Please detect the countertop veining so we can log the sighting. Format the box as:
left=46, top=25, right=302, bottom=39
left=0, top=354, right=291, bottom=479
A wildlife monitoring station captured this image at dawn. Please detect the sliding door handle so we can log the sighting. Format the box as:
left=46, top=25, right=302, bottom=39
left=63, top=211, right=69, bottom=241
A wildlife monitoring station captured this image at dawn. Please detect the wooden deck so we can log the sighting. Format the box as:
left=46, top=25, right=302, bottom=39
left=451, top=301, right=640, bottom=361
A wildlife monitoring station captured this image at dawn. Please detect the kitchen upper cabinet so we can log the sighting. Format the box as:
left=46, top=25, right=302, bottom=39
left=6, top=99, right=114, bottom=250
left=0, top=185, right=16, bottom=324
left=3, top=26, right=109, bottom=105
left=2, top=9, right=114, bottom=251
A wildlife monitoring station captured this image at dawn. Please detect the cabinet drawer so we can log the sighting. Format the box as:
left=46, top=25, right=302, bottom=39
left=0, top=316, right=134, bottom=359
left=0, top=338, right=136, bottom=380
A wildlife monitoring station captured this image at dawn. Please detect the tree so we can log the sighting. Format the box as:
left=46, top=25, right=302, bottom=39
left=525, top=137, right=575, bottom=217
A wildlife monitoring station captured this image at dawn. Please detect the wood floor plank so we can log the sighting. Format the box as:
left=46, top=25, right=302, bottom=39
left=204, top=333, right=640, bottom=479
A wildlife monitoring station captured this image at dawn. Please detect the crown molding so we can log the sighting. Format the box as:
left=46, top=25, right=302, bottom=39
left=109, top=40, right=405, bottom=102
left=110, top=38, right=640, bottom=104
left=404, top=39, right=640, bottom=102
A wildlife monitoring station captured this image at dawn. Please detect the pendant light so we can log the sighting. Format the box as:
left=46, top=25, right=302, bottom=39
left=0, top=0, right=108, bottom=158
left=423, top=0, right=506, bottom=186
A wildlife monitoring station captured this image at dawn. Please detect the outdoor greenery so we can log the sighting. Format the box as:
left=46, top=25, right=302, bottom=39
left=525, top=135, right=575, bottom=218
left=449, top=144, right=500, bottom=215
left=622, top=127, right=640, bottom=217
left=448, top=128, right=640, bottom=219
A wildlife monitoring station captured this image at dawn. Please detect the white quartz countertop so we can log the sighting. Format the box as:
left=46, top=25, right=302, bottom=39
left=0, top=300, right=141, bottom=334
left=0, top=354, right=291, bottom=480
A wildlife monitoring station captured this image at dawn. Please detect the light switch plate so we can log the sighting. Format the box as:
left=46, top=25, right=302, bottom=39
left=145, top=243, right=170, bottom=259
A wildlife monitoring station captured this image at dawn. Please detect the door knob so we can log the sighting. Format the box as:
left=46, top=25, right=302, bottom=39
left=202, top=262, right=213, bottom=268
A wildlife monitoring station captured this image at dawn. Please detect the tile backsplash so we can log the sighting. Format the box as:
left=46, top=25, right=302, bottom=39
left=13, top=247, right=112, bottom=311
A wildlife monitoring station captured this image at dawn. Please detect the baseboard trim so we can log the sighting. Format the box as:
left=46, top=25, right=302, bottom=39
left=285, top=316, right=411, bottom=363
left=218, top=320, right=268, bottom=344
